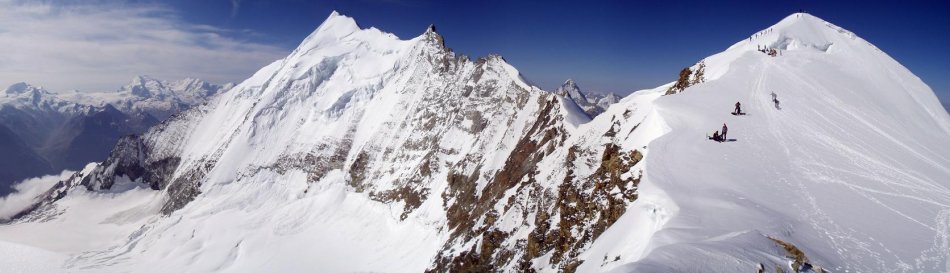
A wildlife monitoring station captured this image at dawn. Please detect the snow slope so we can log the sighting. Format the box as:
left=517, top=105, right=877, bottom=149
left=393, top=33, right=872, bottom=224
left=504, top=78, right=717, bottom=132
left=590, top=13, right=950, bottom=273
left=2, top=12, right=949, bottom=273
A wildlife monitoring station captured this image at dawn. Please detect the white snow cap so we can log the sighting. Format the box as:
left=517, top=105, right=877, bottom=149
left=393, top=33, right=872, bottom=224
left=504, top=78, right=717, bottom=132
left=320, top=10, right=361, bottom=33
left=555, top=78, right=586, bottom=100
left=293, top=11, right=362, bottom=52
left=4, top=82, right=45, bottom=95
left=122, top=75, right=166, bottom=97
left=729, top=12, right=867, bottom=54
left=4, top=82, right=31, bottom=95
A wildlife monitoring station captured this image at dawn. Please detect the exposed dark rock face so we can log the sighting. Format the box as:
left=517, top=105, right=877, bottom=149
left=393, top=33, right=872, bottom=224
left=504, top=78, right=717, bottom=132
left=0, top=79, right=225, bottom=195
left=15, top=104, right=208, bottom=218
left=430, top=96, right=570, bottom=273
left=767, top=237, right=828, bottom=273
left=12, top=22, right=652, bottom=273
left=665, top=61, right=706, bottom=95
left=0, top=102, right=157, bottom=193
left=160, top=160, right=212, bottom=214
left=430, top=110, right=646, bottom=272
left=80, top=135, right=150, bottom=191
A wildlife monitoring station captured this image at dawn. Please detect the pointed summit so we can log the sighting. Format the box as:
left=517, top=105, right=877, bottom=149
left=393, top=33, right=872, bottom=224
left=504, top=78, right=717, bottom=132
left=290, top=11, right=364, bottom=57
left=735, top=12, right=864, bottom=55
left=313, top=11, right=361, bottom=38
left=122, top=75, right=167, bottom=98
left=555, top=78, right=585, bottom=101
left=422, top=23, right=446, bottom=49
left=563, top=79, right=578, bottom=89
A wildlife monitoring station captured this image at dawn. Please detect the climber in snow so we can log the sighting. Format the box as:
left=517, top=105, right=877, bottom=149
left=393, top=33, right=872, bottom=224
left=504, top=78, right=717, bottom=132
left=709, top=130, right=722, bottom=142
left=771, top=91, right=781, bottom=109
left=732, top=101, right=744, bottom=115
left=721, top=123, right=729, bottom=141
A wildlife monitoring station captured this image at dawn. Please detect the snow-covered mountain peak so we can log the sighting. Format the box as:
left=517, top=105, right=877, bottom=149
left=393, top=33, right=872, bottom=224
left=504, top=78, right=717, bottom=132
left=122, top=75, right=167, bottom=98
left=553, top=78, right=621, bottom=118
left=689, top=12, right=950, bottom=133
left=115, top=76, right=226, bottom=106
left=4, top=82, right=34, bottom=95
left=320, top=10, right=361, bottom=34
left=7, top=11, right=948, bottom=273
left=292, top=11, right=365, bottom=54
left=555, top=78, right=585, bottom=100
left=586, top=91, right=620, bottom=109
left=43, top=76, right=232, bottom=121
left=626, top=13, right=950, bottom=272
left=421, top=24, right=446, bottom=49
left=0, top=82, right=92, bottom=116
left=3, top=82, right=54, bottom=97
left=729, top=13, right=868, bottom=55
left=3, top=82, right=49, bottom=100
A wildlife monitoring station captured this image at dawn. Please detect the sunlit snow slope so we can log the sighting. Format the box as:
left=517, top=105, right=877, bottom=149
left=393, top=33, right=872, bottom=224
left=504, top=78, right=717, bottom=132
left=601, top=13, right=950, bottom=273
left=1, top=12, right=949, bottom=273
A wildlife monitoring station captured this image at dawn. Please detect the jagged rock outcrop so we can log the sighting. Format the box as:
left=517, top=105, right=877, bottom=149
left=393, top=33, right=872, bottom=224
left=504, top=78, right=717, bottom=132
left=664, top=61, right=705, bottom=95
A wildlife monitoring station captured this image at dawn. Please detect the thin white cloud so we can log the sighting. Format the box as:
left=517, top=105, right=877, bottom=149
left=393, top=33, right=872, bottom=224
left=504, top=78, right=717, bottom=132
left=0, top=170, right=74, bottom=221
left=0, top=0, right=288, bottom=92
left=231, top=0, right=241, bottom=17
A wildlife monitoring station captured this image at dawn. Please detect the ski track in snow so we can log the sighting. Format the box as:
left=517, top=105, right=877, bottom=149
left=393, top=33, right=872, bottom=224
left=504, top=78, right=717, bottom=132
left=752, top=53, right=950, bottom=272
left=755, top=56, right=881, bottom=272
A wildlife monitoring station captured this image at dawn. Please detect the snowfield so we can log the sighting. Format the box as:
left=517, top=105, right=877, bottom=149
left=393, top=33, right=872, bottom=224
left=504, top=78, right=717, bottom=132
left=1, top=12, right=949, bottom=273
left=607, top=13, right=950, bottom=273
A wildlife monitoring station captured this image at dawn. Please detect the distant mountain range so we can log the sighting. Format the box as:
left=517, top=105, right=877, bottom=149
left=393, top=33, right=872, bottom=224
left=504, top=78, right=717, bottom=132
left=0, top=77, right=231, bottom=195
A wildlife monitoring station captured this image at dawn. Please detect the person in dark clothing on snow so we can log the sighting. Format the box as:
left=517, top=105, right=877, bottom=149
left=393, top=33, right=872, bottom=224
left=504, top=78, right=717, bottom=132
left=721, top=123, right=728, bottom=141
left=709, top=131, right=721, bottom=142
left=771, top=91, right=780, bottom=109
left=733, top=101, right=743, bottom=115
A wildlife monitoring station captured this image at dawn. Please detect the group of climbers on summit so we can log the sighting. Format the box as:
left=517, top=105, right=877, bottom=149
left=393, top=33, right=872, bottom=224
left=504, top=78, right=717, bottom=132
left=757, top=46, right=781, bottom=57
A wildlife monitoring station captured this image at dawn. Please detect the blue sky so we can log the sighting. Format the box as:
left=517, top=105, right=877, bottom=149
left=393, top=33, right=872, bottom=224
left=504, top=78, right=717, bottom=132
left=2, top=1, right=948, bottom=110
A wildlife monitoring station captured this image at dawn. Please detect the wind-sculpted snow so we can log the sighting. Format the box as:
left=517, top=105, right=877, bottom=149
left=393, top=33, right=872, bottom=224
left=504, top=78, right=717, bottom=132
left=3, top=12, right=950, bottom=273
